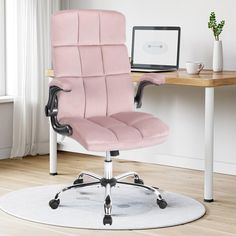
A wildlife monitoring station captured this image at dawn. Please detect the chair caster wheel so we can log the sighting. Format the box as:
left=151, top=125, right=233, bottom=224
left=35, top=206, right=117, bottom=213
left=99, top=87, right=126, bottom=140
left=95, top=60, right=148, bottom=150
left=134, top=178, right=144, bottom=185
left=156, top=199, right=167, bottom=209
left=103, top=215, right=112, bottom=225
left=73, top=178, right=83, bottom=185
left=49, top=199, right=60, bottom=209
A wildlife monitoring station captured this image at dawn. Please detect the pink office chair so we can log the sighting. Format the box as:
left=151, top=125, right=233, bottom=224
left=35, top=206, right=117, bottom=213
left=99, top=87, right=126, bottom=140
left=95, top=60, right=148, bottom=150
left=45, top=9, right=169, bottom=225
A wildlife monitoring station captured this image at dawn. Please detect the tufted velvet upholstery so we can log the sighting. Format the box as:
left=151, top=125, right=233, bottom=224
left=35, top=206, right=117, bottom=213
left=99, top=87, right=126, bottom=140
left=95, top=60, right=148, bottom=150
left=51, top=10, right=169, bottom=151
left=51, top=10, right=133, bottom=119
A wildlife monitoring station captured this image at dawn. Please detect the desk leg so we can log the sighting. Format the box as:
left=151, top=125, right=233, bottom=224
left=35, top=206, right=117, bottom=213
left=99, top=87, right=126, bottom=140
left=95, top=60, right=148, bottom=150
left=49, top=124, right=58, bottom=175
left=204, top=87, right=214, bottom=202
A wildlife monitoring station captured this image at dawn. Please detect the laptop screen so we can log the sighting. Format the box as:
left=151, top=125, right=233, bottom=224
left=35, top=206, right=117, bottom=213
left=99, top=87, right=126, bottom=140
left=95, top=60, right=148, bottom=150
left=131, top=26, right=181, bottom=70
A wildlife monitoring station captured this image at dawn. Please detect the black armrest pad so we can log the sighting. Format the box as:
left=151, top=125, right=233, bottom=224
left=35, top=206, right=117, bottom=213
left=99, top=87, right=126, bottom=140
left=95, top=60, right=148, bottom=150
left=134, top=73, right=166, bottom=108
left=45, top=86, right=72, bottom=136
left=134, top=81, right=159, bottom=108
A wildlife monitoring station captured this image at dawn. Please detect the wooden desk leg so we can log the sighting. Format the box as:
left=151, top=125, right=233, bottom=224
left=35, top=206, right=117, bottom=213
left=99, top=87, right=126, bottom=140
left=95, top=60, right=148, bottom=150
left=49, top=124, right=58, bottom=175
left=204, top=87, right=214, bottom=202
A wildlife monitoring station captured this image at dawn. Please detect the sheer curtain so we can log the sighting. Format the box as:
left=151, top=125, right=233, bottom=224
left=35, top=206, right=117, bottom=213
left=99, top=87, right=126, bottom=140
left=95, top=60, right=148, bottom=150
left=9, top=0, right=60, bottom=157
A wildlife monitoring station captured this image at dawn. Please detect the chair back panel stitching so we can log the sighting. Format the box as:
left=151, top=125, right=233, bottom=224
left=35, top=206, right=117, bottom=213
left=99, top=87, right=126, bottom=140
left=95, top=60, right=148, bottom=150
left=51, top=10, right=134, bottom=120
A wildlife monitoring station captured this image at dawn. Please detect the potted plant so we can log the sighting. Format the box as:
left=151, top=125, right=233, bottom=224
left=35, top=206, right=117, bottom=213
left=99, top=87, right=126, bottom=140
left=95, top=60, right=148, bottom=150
left=208, top=12, right=225, bottom=72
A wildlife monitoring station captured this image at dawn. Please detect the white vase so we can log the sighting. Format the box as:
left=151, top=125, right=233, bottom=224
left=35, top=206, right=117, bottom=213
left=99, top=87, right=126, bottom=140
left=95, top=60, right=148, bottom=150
left=213, top=40, right=223, bottom=72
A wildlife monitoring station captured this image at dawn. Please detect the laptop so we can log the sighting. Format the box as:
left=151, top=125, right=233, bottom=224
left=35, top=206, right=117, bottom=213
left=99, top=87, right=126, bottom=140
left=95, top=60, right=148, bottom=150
left=131, top=26, right=181, bottom=72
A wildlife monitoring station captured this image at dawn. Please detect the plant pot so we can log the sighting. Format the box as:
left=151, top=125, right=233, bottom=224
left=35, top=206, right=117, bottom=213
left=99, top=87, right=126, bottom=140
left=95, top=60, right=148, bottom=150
left=213, top=40, right=223, bottom=72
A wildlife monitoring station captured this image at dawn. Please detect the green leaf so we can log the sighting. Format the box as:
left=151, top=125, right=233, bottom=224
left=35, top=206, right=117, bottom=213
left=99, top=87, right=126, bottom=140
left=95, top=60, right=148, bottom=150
left=208, top=11, right=225, bottom=40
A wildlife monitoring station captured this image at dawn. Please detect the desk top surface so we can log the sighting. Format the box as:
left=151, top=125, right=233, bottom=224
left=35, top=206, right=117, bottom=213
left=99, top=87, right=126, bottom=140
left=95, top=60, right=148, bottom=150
left=47, top=69, right=236, bottom=87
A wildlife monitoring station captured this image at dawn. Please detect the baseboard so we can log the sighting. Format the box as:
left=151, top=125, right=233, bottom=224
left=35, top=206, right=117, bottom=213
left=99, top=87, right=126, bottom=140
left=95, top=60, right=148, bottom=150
left=58, top=143, right=236, bottom=176
left=0, top=147, right=11, bottom=159
left=2, top=139, right=235, bottom=175
left=58, top=141, right=104, bottom=157
left=34, top=142, right=49, bottom=155
left=117, top=152, right=236, bottom=176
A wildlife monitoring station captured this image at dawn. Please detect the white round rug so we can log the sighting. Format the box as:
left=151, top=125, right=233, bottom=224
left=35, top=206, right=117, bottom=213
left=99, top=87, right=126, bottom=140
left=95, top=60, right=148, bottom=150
left=0, top=184, right=205, bottom=230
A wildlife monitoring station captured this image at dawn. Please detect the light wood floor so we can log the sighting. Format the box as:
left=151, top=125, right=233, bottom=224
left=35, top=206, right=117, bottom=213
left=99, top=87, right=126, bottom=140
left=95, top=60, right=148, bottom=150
left=0, top=152, right=235, bottom=236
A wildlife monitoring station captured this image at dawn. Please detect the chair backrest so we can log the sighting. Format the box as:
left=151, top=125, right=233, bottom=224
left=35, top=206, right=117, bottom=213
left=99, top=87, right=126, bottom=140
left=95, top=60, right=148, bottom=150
left=51, top=10, right=134, bottom=120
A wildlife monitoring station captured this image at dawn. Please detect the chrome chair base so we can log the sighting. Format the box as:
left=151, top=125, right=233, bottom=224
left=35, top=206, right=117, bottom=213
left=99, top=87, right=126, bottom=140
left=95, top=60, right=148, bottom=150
left=49, top=153, right=167, bottom=225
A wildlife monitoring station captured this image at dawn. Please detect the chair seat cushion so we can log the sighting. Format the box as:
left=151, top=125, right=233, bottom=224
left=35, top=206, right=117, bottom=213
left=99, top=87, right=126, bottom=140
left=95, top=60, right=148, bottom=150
left=60, top=112, right=169, bottom=152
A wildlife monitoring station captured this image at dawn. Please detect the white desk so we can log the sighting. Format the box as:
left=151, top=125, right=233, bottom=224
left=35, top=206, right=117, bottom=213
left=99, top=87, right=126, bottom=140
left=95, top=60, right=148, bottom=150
left=47, top=69, right=236, bottom=202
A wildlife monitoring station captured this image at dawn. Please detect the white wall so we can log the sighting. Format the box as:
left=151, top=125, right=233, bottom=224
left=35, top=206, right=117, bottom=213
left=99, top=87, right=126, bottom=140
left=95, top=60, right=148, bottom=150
left=0, top=102, right=13, bottom=159
left=68, top=0, right=236, bottom=70
left=60, top=0, right=236, bottom=175
left=0, top=0, right=6, bottom=96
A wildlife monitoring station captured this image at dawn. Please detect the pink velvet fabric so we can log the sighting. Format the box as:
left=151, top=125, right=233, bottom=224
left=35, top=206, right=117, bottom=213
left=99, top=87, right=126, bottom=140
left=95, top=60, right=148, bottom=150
left=51, top=10, right=133, bottom=119
left=60, top=112, right=169, bottom=151
left=51, top=10, right=169, bottom=151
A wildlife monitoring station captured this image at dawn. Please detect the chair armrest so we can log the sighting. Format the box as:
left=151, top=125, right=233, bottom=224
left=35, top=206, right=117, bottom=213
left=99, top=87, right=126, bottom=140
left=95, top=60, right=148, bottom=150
left=134, top=74, right=165, bottom=108
left=49, top=78, right=72, bottom=91
left=45, top=84, right=72, bottom=136
left=46, top=78, right=72, bottom=117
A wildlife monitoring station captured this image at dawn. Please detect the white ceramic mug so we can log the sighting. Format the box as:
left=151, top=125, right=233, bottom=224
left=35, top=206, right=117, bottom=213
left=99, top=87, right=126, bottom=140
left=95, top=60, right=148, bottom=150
left=186, top=62, right=204, bottom=74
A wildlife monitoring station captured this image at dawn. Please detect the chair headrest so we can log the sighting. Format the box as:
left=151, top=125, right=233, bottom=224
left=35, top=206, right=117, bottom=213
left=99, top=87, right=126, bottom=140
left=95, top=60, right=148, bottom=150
left=52, top=9, right=126, bottom=46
